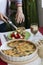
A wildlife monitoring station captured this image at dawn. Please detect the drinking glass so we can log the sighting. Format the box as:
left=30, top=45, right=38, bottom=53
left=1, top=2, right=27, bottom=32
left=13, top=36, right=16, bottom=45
left=30, top=23, right=38, bottom=41
left=30, top=23, right=38, bottom=35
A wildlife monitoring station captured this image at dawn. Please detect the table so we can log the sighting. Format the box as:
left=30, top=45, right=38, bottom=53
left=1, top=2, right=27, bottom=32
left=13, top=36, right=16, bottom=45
left=0, top=27, right=43, bottom=65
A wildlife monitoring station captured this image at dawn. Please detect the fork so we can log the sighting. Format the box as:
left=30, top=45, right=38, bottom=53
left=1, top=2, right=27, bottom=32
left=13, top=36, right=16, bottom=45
left=4, top=34, right=9, bottom=41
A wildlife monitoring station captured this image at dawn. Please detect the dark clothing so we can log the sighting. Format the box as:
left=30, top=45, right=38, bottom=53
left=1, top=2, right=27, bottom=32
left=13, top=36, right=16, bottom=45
left=0, top=23, right=12, bottom=32
left=0, top=23, right=7, bottom=32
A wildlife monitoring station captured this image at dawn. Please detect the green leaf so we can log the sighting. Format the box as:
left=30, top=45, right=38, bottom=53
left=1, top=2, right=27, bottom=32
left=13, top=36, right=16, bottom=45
left=25, top=31, right=31, bottom=40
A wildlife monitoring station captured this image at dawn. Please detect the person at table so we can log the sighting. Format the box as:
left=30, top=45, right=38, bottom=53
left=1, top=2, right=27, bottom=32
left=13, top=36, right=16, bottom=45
left=0, top=0, right=25, bottom=32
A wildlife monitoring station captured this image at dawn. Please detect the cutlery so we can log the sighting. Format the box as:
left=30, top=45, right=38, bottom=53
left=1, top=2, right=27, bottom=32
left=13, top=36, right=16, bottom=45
left=0, top=39, right=2, bottom=46
left=4, top=35, right=9, bottom=41
left=7, top=19, right=17, bottom=30
left=3, top=16, right=17, bottom=30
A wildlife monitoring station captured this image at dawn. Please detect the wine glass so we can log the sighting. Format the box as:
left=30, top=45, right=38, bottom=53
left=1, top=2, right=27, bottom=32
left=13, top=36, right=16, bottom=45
left=30, top=23, right=38, bottom=41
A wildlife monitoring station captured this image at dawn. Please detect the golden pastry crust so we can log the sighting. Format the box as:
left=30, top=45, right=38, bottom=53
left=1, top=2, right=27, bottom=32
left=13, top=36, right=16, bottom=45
left=2, top=40, right=36, bottom=57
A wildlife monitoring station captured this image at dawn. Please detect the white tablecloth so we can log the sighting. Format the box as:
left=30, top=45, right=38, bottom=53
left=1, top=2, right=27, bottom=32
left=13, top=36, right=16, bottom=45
left=0, top=29, right=43, bottom=65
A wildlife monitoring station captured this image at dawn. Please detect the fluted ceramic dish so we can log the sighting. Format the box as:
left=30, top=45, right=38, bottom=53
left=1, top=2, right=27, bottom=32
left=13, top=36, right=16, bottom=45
left=0, top=39, right=38, bottom=62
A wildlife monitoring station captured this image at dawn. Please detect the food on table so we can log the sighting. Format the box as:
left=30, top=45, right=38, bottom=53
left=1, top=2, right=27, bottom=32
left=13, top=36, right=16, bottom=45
left=7, top=27, right=31, bottom=40
left=11, top=32, right=22, bottom=39
left=7, top=31, right=31, bottom=40
left=16, top=27, right=25, bottom=34
left=2, top=40, right=36, bottom=57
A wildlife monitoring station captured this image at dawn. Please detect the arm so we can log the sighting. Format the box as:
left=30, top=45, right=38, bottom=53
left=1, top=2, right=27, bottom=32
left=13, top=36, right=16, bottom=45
left=15, top=0, right=25, bottom=23
left=15, top=0, right=22, bottom=6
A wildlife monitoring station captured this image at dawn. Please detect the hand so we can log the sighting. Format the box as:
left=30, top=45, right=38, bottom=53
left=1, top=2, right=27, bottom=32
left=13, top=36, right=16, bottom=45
left=0, top=13, right=8, bottom=23
left=15, top=7, right=25, bottom=23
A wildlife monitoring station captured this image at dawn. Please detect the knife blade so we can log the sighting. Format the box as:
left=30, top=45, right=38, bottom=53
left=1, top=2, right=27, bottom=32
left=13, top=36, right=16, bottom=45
left=8, top=20, right=17, bottom=30
left=3, top=16, right=17, bottom=30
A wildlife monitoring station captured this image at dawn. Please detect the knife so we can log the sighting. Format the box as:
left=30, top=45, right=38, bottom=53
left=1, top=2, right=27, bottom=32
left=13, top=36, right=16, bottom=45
left=7, top=20, right=17, bottom=30
left=3, top=16, right=17, bottom=30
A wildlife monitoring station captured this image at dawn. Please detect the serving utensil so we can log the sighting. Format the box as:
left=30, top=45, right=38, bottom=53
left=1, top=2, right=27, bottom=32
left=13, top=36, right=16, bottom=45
left=7, top=19, right=17, bottom=30
left=3, top=16, right=25, bottom=33
left=3, top=16, right=17, bottom=30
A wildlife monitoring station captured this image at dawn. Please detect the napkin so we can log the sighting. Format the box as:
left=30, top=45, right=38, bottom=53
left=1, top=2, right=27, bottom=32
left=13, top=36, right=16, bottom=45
left=29, top=31, right=43, bottom=42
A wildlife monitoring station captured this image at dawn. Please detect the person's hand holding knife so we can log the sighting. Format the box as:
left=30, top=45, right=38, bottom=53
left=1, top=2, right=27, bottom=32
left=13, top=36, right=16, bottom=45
left=0, top=13, right=8, bottom=22
left=0, top=13, right=25, bottom=32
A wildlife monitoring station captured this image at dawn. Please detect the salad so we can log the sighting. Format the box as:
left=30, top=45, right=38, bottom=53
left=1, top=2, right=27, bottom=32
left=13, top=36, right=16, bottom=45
left=7, top=31, right=31, bottom=40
